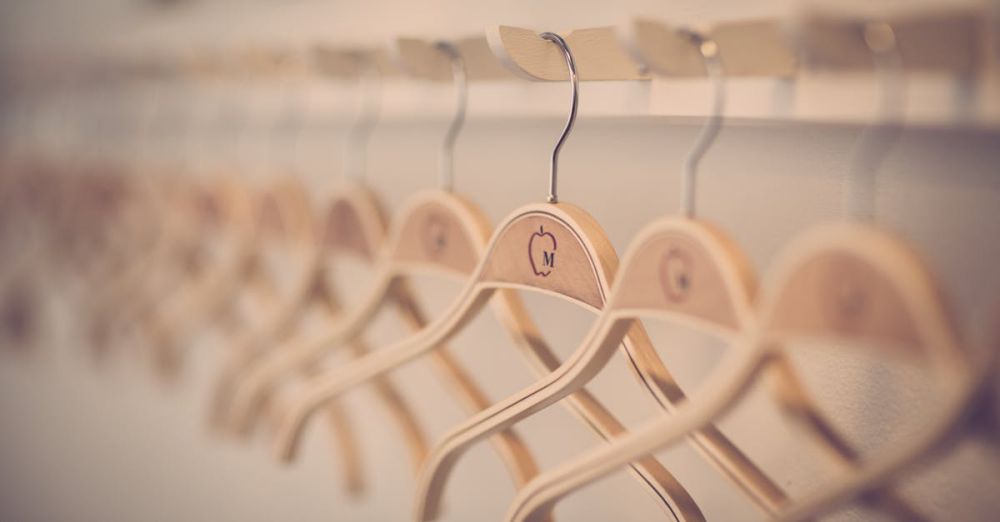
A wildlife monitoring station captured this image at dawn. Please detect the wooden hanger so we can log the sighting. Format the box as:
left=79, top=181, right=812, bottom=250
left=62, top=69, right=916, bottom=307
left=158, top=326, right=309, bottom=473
left=86, top=177, right=207, bottom=357
left=122, top=57, right=266, bottom=372
left=500, top=20, right=978, bottom=522
left=142, top=52, right=327, bottom=375
left=219, top=41, right=549, bottom=497
left=76, top=66, right=178, bottom=345
left=0, top=106, right=54, bottom=352
left=142, top=176, right=272, bottom=375
left=115, top=180, right=236, bottom=354
left=88, top=62, right=229, bottom=357
left=504, top=221, right=975, bottom=522
left=202, top=48, right=439, bottom=495
left=177, top=54, right=326, bottom=348
left=260, top=31, right=705, bottom=522
left=407, top=26, right=794, bottom=522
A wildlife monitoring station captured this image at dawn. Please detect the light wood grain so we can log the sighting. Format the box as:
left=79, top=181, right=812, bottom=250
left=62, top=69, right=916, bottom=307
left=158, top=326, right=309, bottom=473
left=395, top=36, right=513, bottom=82
left=794, top=6, right=986, bottom=73
left=271, top=202, right=704, bottom=522
left=225, top=189, right=543, bottom=501
left=623, top=18, right=798, bottom=78
left=488, top=25, right=649, bottom=81
left=503, top=223, right=975, bottom=522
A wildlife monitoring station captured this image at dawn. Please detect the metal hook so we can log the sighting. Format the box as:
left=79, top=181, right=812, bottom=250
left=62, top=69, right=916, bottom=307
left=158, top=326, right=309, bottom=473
left=539, top=32, right=578, bottom=204
left=844, top=21, right=905, bottom=222
left=345, top=53, right=382, bottom=181
left=433, top=41, right=468, bottom=192
left=679, top=30, right=725, bottom=219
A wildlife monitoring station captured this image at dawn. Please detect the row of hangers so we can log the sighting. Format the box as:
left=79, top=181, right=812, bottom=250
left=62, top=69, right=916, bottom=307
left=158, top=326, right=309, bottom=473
left=1, top=7, right=999, bottom=522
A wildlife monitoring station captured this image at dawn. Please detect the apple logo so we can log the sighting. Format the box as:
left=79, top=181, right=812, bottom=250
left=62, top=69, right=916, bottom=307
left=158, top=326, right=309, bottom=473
left=659, top=248, right=692, bottom=302
left=528, top=225, right=557, bottom=277
left=826, top=264, right=869, bottom=332
left=422, top=213, right=449, bottom=258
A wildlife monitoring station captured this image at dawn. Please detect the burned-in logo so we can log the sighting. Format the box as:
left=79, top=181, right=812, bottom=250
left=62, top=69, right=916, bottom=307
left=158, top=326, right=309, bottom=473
left=659, top=247, right=693, bottom=302
left=824, top=261, right=870, bottom=333
left=422, top=213, right=450, bottom=258
left=528, top=225, right=557, bottom=277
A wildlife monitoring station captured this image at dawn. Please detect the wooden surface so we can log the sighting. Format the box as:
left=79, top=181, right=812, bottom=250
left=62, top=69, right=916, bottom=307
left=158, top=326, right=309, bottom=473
left=488, top=25, right=650, bottom=81
left=272, top=201, right=705, bottom=522
left=413, top=216, right=791, bottom=522
left=224, top=189, right=544, bottom=500
left=623, top=18, right=797, bottom=78
left=503, top=223, right=976, bottom=522
left=794, top=6, right=986, bottom=73
left=395, top=36, right=514, bottom=82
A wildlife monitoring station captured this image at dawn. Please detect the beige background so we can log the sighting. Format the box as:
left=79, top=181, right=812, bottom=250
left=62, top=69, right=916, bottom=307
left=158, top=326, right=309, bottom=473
left=1, top=0, right=1000, bottom=521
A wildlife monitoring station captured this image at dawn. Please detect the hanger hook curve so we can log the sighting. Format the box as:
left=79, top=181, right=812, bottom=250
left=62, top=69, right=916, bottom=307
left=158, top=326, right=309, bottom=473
left=679, top=30, right=725, bottom=219
left=539, top=32, right=578, bottom=204
left=844, top=20, right=905, bottom=222
left=433, top=41, right=467, bottom=192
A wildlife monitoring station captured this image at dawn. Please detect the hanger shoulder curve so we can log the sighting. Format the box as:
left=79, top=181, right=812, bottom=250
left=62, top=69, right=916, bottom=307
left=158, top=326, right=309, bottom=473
left=321, top=182, right=387, bottom=262
left=479, top=203, right=614, bottom=309
left=273, top=202, right=624, bottom=458
left=226, top=190, right=494, bottom=430
left=758, top=223, right=976, bottom=521
left=384, top=190, right=493, bottom=275
left=761, top=222, right=963, bottom=363
left=415, top=216, right=787, bottom=520
left=610, top=217, right=756, bottom=333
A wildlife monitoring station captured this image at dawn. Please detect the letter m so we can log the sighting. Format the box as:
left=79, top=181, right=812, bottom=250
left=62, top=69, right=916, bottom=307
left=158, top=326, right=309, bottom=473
left=543, top=251, right=556, bottom=268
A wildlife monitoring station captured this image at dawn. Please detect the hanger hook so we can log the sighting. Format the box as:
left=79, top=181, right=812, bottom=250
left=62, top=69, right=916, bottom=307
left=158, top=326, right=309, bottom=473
left=844, top=20, right=905, bottom=222
left=679, top=30, right=725, bottom=219
left=539, top=32, right=578, bottom=204
left=345, top=53, right=382, bottom=181
left=433, top=41, right=468, bottom=192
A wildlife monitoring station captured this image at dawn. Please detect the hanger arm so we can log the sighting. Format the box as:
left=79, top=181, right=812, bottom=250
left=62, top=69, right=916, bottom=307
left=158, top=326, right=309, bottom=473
left=415, top=294, right=785, bottom=521
left=147, top=247, right=255, bottom=376
left=272, top=283, right=496, bottom=461
left=208, top=264, right=322, bottom=430
left=488, top=290, right=704, bottom=522
left=505, top=345, right=767, bottom=522
left=774, top=372, right=978, bottom=522
left=226, top=266, right=398, bottom=431
left=391, top=282, right=541, bottom=490
left=413, top=313, right=630, bottom=521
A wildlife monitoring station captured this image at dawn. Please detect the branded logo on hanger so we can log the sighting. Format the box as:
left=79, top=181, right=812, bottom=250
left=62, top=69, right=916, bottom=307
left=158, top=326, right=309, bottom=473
left=529, top=226, right=557, bottom=277
left=825, top=262, right=870, bottom=332
left=422, top=213, right=449, bottom=258
left=659, top=248, right=693, bottom=302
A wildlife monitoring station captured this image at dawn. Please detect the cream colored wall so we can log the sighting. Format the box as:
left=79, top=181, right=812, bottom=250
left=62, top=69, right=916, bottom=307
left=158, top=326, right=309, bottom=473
left=2, top=1, right=1000, bottom=521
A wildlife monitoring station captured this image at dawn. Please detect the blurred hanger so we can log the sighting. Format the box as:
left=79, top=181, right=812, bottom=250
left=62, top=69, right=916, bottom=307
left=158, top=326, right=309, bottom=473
left=262, top=31, right=703, bottom=522
left=0, top=76, right=72, bottom=351
left=142, top=50, right=328, bottom=377
left=181, top=54, right=319, bottom=345
left=207, top=48, right=434, bottom=495
left=86, top=60, right=203, bottom=357
left=502, top=19, right=978, bottom=522
left=135, top=55, right=262, bottom=376
left=223, top=40, right=548, bottom=496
